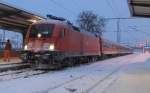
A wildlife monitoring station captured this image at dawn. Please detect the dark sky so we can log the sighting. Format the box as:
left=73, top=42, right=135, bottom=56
left=2, top=0, right=150, bottom=46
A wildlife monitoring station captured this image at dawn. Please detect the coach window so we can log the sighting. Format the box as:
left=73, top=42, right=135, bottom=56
left=60, top=28, right=65, bottom=38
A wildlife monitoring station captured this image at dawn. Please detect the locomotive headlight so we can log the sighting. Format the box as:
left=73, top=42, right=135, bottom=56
left=37, top=33, right=42, bottom=38
left=24, top=45, right=28, bottom=50
left=49, top=44, right=55, bottom=51
left=43, top=43, right=55, bottom=51
left=24, top=43, right=32, bottom=50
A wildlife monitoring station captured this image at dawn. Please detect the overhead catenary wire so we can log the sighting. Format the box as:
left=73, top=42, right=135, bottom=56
left=132, top=29, right=150, bottom=35
left=106, top=29, right=150, bottom=35
left=50, top=0, right=76, bottom=17
left=122, top=30, right=150, bottom=47
left=105, top=0, right=119, bottom=17
left=112, top=0, right=122, bottom=16
left=105, top=0, right=123, bottom=43
left=71, top=0, right=81, bottom=9
left=105, top=29, right=150, bottom=45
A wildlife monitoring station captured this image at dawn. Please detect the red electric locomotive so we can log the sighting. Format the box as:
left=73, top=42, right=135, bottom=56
left=21, top=15, right=132, bottom=69
left=22, top=16, right=102, bottom=69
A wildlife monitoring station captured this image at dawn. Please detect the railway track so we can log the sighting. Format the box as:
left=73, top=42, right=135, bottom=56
left=0, top=55, right=134, bottom=93
left=0, top=61, right=49, bottom=81
left=44, top=65, right=122, bottom=93
left=0, top=63, right=31, bottom=72
left=81, top=56, right=135, bottom=93
left=83, top=65, right=123, bottom=93
left=0, top=68, right=48, bottom=82
left=39, top=64, right=123, bottom=92
left=38, top=65, right=106, bottom=93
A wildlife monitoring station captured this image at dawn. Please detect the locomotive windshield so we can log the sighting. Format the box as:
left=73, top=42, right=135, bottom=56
left=29, top=24, right=54, bottom=38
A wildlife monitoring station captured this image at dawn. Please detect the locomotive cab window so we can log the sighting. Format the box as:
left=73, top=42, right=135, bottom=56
left=60, top=28, right=65, bottom=38
left=29, top=24, right=54, bottom=38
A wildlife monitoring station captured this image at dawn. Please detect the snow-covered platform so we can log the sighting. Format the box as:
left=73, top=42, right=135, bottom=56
left=0, top=53, right=149, bottom=93
left=104, top=53, right=150, bottom=93
left=0, top=57, right=30, bottom=72
left=0, top=57, right=22, bottom=65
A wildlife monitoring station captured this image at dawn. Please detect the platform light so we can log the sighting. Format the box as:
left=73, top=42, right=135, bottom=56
left=35, top=16, right=43, bottom=20
left=28, top=19, right=37, bottom=23
left=37, top=33, right=42, bottom=38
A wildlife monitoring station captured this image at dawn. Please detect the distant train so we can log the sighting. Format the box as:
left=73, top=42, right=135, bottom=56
left=21, top=16, right=132, bottom=69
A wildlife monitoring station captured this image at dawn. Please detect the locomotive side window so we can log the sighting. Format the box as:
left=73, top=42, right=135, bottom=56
left=29, top=24, right=54, bottom=38
left=60, top=28, right=65, bottom=38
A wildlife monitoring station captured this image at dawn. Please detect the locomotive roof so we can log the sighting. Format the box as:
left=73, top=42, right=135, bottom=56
left=32, top=19, right=67, bottom=26
left=32, top=19, right=81, bottom=32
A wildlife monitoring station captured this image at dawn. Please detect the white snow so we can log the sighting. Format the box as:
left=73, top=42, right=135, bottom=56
left=0, top=53, right=150, bottom=93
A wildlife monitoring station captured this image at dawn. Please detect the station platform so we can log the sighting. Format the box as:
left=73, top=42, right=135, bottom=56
left=0, top=57, right=22, bottom=65
left=0, top=57, right=30, bottom=72
left=0, top=50, right=21, bottom=65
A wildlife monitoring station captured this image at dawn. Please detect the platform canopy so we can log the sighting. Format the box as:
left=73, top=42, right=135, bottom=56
left=128, top=0, right=150, bottom=17
left=0, top=1, right=45, bottom=33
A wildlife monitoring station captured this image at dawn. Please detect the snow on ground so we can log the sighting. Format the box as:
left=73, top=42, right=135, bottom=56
left=0, top=53, right=149, bottom=93
left=104, top=53, right=150, bottom=93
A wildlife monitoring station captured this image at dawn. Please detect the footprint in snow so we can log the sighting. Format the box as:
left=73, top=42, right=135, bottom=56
left=65, top=87, right=77, bottom=92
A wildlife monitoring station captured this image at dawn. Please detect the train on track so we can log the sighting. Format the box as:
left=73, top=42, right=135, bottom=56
left=21, top=15, right=132, bottom=69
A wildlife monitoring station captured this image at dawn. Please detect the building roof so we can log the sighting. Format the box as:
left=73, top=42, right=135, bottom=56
left=128, top=0, right=150, bottom=17
left=0, top=1, right=45, bottom=33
